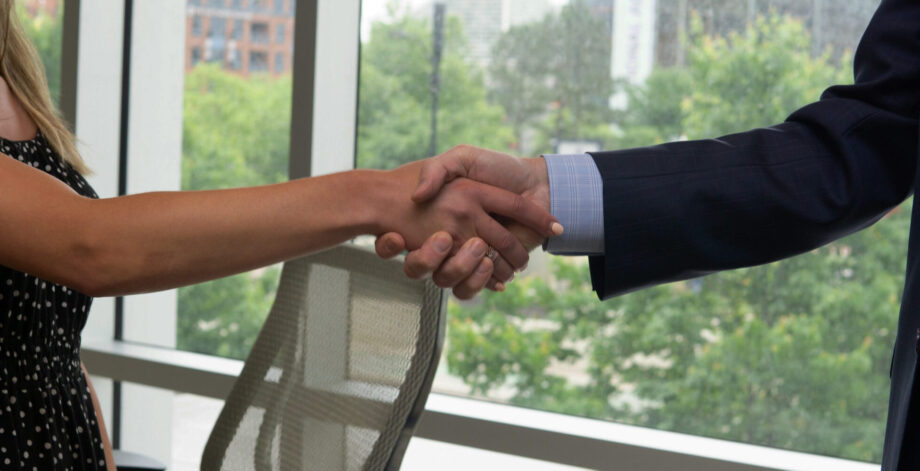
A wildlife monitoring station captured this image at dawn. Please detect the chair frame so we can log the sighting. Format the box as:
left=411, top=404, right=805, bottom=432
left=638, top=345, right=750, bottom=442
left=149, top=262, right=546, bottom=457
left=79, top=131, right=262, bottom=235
left=201, top=244, right=446, bottom=471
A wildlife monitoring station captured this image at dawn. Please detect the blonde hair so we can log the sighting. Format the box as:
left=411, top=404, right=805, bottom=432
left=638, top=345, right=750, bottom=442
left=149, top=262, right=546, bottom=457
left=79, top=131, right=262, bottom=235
left=1, top=2, right=88, bottom=175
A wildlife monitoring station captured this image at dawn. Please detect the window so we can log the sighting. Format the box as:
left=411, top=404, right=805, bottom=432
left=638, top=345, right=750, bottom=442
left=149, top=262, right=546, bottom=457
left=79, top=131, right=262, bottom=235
left=275, top=23, right=284, bottom=43
left=174, top=0, right=295, bottom=364
left=253, top=0, right=270, bottom=12
left=274, top=51, right=283, bottom=73
left=191, top=15, right=202, bottom=36
left=208, top=17, right=226, bottom=38
left=190, top=46, right=201, bottom=66
left=249, top=50, right=268, bottom=72
left=228, top=48, right=241, bottom=70
left=356, top=0, right=889, bottom=464
left=232, top=18, right=244, bottom=40
left=250, top=21, right=269, bottom=43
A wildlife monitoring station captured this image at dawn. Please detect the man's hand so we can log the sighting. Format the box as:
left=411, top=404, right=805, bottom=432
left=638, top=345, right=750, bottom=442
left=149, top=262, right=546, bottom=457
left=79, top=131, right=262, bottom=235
left=375, top=146, right=557, bottom=298
left=372, top=159, right=558, bottom=296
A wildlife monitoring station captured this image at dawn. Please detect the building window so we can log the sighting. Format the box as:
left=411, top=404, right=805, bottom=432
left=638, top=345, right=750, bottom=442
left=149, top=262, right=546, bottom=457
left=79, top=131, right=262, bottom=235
left=275, top=24, right=284, bottom=44
left=232, top=19, right=244, bottom=40
left=274, top=52, right=284, bottom=73
left=250, top=22, right=269, bottom=44
left=190, top=47, right=201, bottom=67
left=228, top=49, right=242, bottom=70
left=249, top=51, right=268, bottom=72
left=208, top=18, right=226, bottom=39
left=206, top=18, right=227, bottom=63
left=275, top=0, right=284, bottom=13
left=191, top=15, right=202, bottom=36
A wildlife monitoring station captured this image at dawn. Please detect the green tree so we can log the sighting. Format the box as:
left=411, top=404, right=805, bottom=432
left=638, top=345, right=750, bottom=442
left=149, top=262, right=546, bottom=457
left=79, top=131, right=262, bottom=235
left=177, top=266, right=280, bottom=359
left=357, top=6, right=512, bottom=169
left=182, top=64, right=291, bottom=190
left=448, top=13, right=899, bottom=463
left=177, top=64, right=292, bottom=359
left=18, top=4, right=62, bottom=104
left=488, top=2, right=616, bottom=154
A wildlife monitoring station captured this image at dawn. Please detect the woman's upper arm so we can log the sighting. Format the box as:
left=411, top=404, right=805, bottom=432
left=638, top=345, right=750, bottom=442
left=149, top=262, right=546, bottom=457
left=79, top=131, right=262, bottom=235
left=0, top=154, right=97, bottom=290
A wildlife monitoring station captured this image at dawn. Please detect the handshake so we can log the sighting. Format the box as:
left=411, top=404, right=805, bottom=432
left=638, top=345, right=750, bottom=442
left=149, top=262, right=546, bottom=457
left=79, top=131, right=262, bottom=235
left=368, top=145, right=561, bottom=300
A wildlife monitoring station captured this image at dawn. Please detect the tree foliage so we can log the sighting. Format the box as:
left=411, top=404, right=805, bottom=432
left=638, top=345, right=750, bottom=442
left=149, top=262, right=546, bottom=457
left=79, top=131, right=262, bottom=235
left=18, top=3, right=62, bottom=105
left=357, top=6, right=512, bottom=169
left=488, top=2, right=616, bottom=154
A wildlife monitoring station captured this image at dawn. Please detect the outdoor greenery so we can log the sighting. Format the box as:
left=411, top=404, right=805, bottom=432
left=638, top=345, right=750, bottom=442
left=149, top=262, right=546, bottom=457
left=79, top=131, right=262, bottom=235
left=24, top=1, right=900, bottom=464
left=18, top=2, right=62, bottom=104
left=443, top=9, right=901, bottom=464
left=357, top=6, right=510, bottom=169
left=177, top=64, right=291, bottom=360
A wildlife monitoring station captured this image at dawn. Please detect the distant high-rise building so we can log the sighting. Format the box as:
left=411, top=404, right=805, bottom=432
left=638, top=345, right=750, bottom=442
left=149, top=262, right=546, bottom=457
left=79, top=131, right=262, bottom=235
left=185, top=0, right=295, bottom=77
left=442, top=0, right=554, bottom=65
left=22, top=0, right=60, bottom=18
left=653, top=0, right=880, bottom=68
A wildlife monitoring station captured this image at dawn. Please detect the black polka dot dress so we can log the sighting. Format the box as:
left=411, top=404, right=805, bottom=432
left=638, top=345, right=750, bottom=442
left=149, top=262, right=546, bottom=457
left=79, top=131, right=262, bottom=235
left=0, top=132, right=108, bottom=470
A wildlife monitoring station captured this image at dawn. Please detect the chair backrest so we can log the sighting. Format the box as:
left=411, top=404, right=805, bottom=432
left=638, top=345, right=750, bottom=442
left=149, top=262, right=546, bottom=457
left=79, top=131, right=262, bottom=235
left=201, top=244, right=446, bottom=471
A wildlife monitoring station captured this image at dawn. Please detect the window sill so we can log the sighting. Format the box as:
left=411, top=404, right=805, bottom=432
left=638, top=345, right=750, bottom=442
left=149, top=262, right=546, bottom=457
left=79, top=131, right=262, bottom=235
left=81, top=340, right=880, bottom=471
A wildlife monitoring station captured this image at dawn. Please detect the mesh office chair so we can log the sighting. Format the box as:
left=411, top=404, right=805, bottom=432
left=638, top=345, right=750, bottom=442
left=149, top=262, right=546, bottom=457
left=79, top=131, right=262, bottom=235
left=200, top=244, right=446, bottom=471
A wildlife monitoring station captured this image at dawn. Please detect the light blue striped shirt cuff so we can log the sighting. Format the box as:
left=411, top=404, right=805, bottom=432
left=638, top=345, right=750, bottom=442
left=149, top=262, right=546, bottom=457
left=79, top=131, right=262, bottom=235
left=542, top=153, right=605, bottom=255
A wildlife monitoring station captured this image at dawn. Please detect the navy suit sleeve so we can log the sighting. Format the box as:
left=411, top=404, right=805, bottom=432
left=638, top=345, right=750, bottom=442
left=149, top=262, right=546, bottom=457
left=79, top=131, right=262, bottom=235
left=587, top=0, right=920, bottom=299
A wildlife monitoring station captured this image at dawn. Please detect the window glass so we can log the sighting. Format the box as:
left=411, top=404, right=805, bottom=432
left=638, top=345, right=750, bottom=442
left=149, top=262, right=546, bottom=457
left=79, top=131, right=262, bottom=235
left=250, top=22, right=269, bottom=43
left=18, top=0, right=63, bottom=105
left=273, top=51, right=283, bottom=73
left=357, top=0, right=891, bottom=463
left=178, top=0, right=296, bottom=360
left=232, top=18, right=244, bottom=40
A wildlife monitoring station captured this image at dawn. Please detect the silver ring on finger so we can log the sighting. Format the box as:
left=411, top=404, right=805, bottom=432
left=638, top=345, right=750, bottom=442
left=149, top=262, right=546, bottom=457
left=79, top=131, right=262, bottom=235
left=486, top=246, right=498, bottom=261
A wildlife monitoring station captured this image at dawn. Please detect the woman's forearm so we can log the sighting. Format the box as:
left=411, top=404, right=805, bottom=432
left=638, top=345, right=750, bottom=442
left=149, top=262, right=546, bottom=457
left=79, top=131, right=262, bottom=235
left=68, top=169, right=386, bottom=296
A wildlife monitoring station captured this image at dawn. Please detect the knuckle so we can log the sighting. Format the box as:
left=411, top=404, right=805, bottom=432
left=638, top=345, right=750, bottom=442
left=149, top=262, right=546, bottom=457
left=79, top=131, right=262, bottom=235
left=436, top=267, right=458, bottom=285
left=509, top=194, right=525, bottom=214
left=496, top=232, right=518, bottom=253
left=450, top=144, right=471, bottom=155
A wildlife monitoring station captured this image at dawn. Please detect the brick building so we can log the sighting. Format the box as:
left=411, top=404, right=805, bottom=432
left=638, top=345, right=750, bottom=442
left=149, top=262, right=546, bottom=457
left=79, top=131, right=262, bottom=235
left=186, top=0, right=295, bottom=77
left=22, top=0, right=60, bottom=17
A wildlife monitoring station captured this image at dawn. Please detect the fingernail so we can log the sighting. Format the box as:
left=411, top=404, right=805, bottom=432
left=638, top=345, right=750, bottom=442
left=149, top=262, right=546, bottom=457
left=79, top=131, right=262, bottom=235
left=477, top=261, right=492, bottom=274
left=494, top=282, right=505, bottom=292
left=551, top=222, right=564, bottom=236
left=385, top=239, right=399, bottom=253
left=469, top=239, right=488, bottom=258
left=433, top=233, right=452, bottom=253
